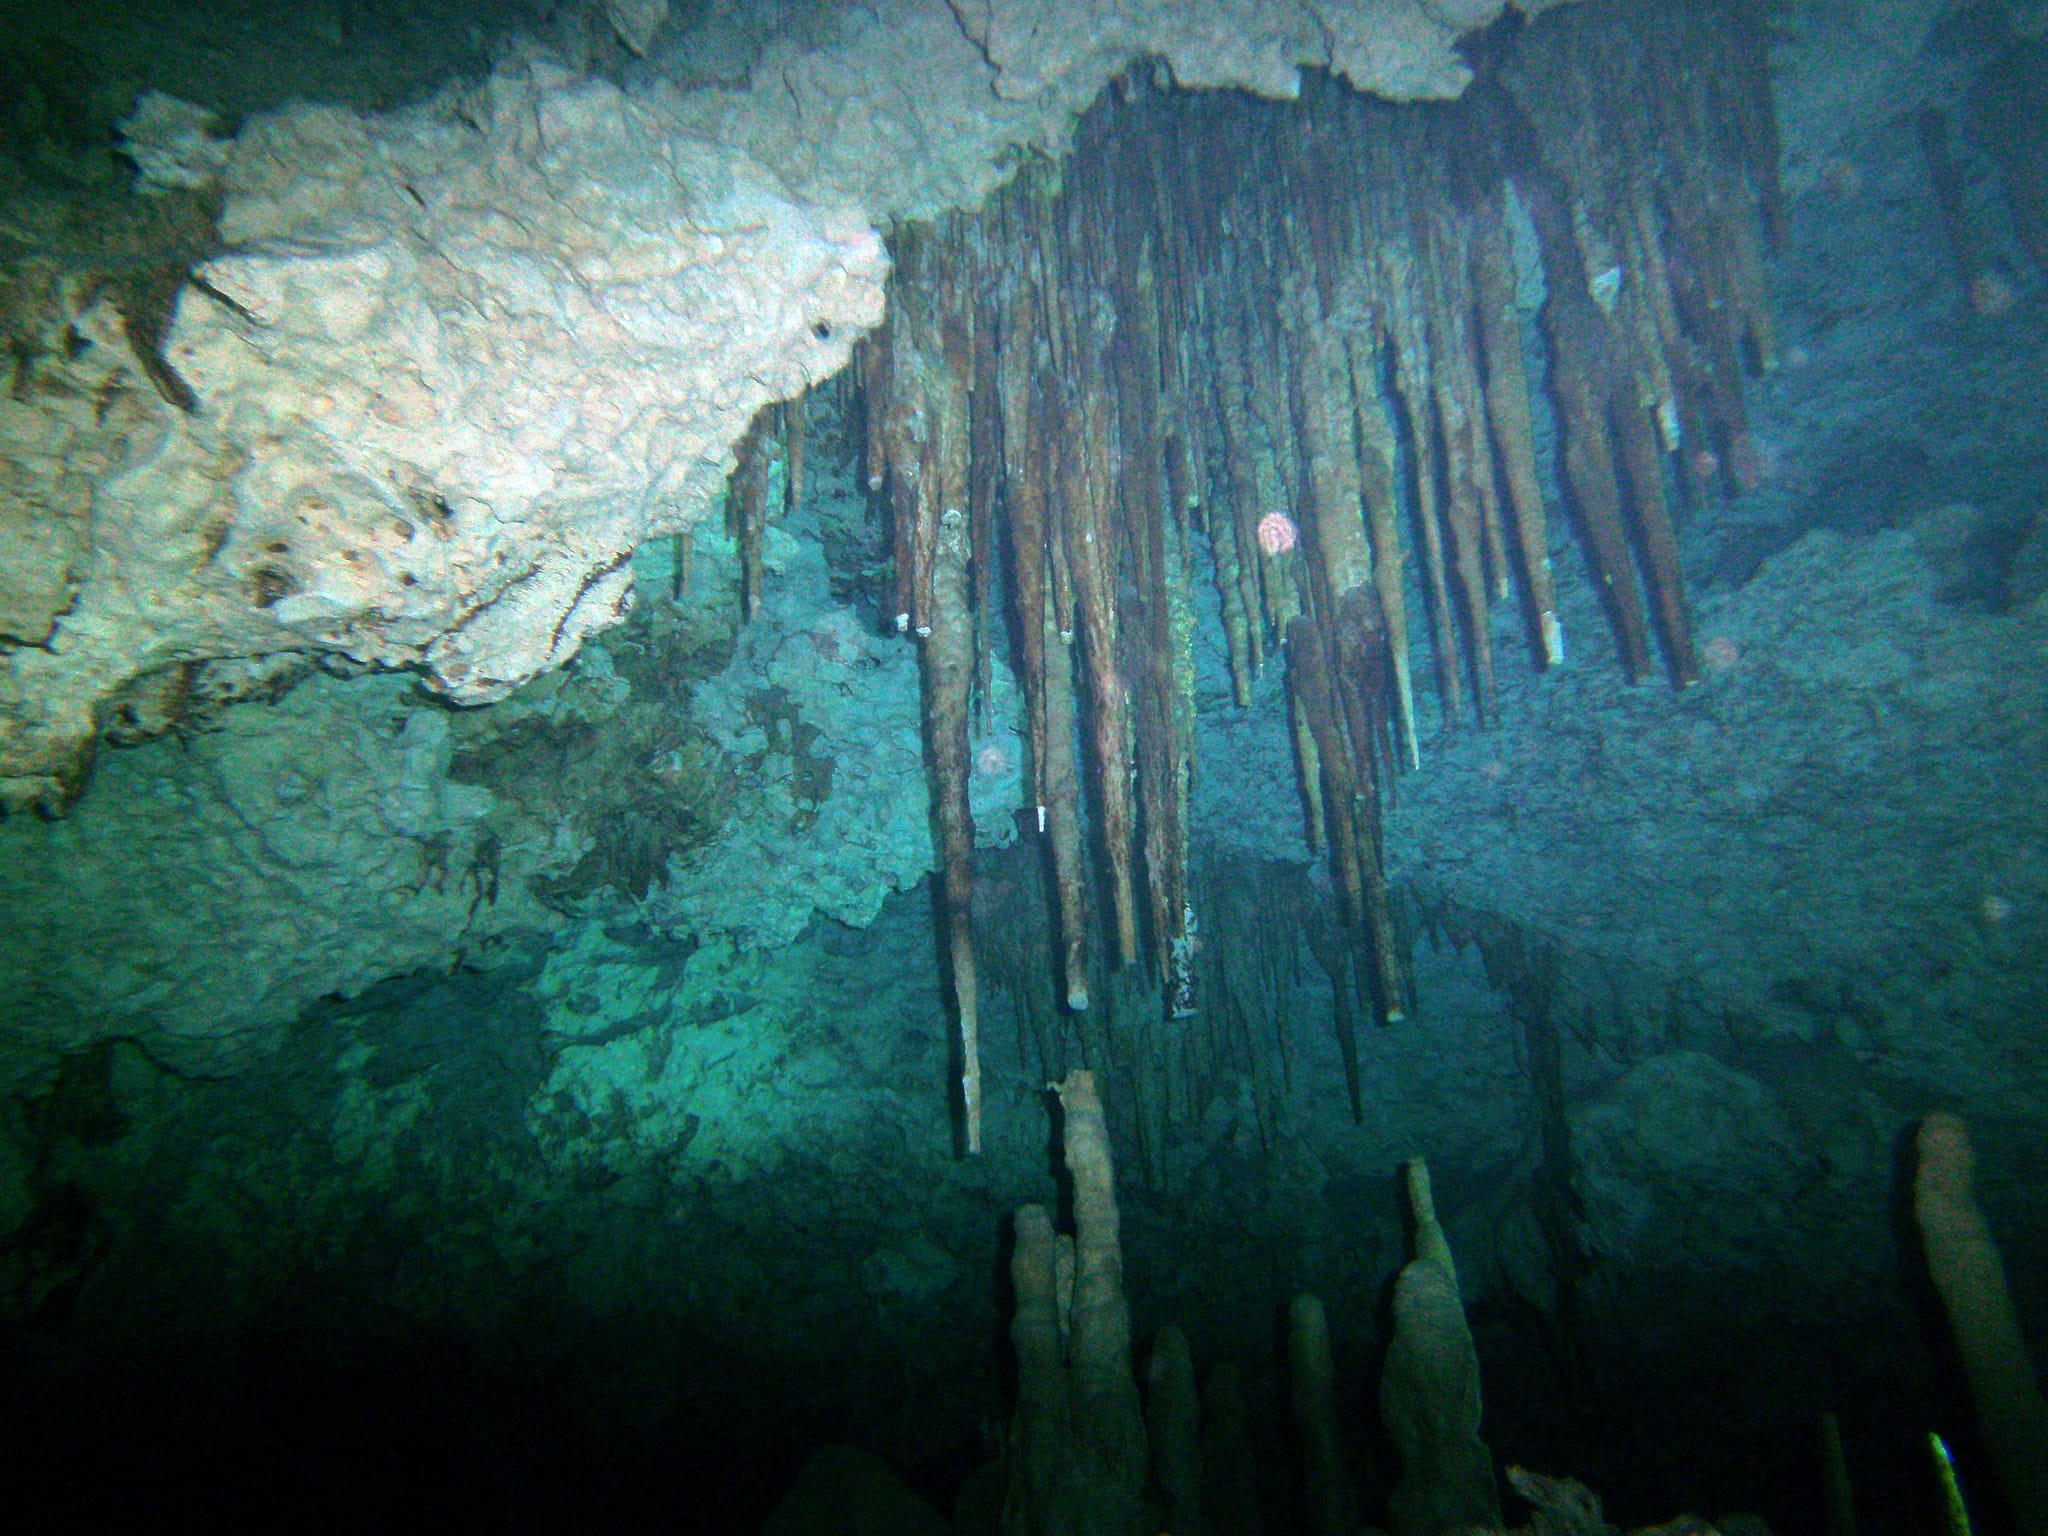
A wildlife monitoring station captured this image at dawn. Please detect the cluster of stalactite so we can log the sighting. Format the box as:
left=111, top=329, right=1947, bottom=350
left=846, top=0, right=1778, bottom=1153
left=711, top=395, right=810, bottom=614
left=981, top=847, right=1339, bottom=1191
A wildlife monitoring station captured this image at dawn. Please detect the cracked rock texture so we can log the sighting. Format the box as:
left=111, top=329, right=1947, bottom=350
left=1, top=0, right=1521, bottom=810
left=1, top=62, right=882, bottom=808
left=0, top=667, right=575, bottom=1089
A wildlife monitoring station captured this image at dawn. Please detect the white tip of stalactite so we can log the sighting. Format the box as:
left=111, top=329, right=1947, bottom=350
left=942, top=506, right=964, bottom=526
left=915, top=624, right=932, bottom=639
left=1541, top=611, right=1565, bottom=666
left=1037, top=804, right=1047, bottom=834
left=895, top=612, right=910, bottom=633
left=1589, top=264, right=1622, bottom=313
left=1058, top=629, right=1074, bottom=645
left=868, top=474, right=885, bottom=492
left=1066, top=985, right=1090, bottom=1013
left=1657, top=398, right=1682, bottom=452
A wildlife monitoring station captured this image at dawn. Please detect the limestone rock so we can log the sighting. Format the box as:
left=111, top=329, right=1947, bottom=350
left=639, top=517, right=937, bottom=952
left=1569, top=1050, right=1803, bottom=1265
left=764, top=1444, right=952, bottom=1536
left=604, top=0, right=670, bottom=56
left=0, top=669, right=573, bottom=1090
left=946, top=0, right=1494, bottom=105
left=2, top=0, right=1522, bottom=811
left=1, top=62, right=884, bottom=809
left=116, top=91, right=231, bottom=191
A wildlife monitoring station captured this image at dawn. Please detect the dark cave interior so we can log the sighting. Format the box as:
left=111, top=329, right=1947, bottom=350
left=1, top=0, right=2046, bottom=1533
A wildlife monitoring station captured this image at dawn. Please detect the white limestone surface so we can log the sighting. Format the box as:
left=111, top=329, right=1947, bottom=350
left=3, top=0, right=1524, bottom=809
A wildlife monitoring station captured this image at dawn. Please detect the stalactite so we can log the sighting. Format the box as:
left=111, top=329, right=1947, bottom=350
left=1290, top=686, right=1327, bottom=857
left=1163, top=429, right=1196, bottom=548
left=781, top=391, right=807, bottom=517
left=1610, top=374, right=1699, bottom=683
left=1207, top=470, right=1256, bottom=709
left=1109, top=225, right=1194, bottom=1017
left=873, top=222, right=985, bottom=1151
left=1499, top=0, right=1780, bottom=682
left=1059, top=354, right=1139, bottom=968
left=1307, top=915, right=1365, bottom=1125
left=968, top=293, right=1001, bottom=725
left=925, top=497, right=982, bottom=1152
left=670, top=527, right=692, bottom=603
left=1286, top=599, right=1405, bottom=1024
left=1517, top=170, right=1656, bottom=682
left=1374, top=215, right=1466, bottom=728
left=727, top=408, right=770, bottom=621
left=1210, top=297, right=1271, bottom=693
left=875, top=262, right=923, bottom=636
left=997, top=277, right=1094, bottom=1014
left=1421, top=203, right=1501, bottom=720
left=1343, top=325, right=1420, bottom=769
left=1286, top=278, right=1373, bottom=614
left=860, top=0, right=1779, bottom=1146
left=1470, top=201, right=1563, bottom=667
left=859, top=335, right=889, bottom=497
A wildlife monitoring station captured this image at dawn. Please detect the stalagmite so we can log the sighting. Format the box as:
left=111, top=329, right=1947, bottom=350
left=1913, top=1113, right=2048, bottom=1536
left=1201, top=1364, right=1263, bottom=1536
left=1147, top=1325, right=1202, bottom=1536
left=1002, top=1071, right=1149, bottom=1533
left=1290, top=1294, right=1360, bottom=1536
left=1381, top=1157, right=1501, bottom=1536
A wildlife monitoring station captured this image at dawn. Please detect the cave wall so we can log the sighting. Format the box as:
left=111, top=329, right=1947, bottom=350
left=0, top=0, right=2046, bottom=1530
left=0, top=0, right=1516, bottom=809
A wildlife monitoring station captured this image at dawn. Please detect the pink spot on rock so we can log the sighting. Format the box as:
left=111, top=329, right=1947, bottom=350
left=1256, top=512, right=1298, bottom=556
left=1969, top=272, right=2018, bottom=316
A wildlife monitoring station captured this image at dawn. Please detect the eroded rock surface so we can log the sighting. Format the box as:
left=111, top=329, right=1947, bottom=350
left=0, top=63, right=882, bottom=807
left=1, top=0, right=1520, bottom=810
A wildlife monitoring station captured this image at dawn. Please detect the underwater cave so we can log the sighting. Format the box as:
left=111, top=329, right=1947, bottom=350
left=1, top=0, right=2046, bottom=1531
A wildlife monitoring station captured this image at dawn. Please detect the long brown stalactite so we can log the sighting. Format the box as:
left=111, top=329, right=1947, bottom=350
left=832, top=0, right=1780, bottom=1150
